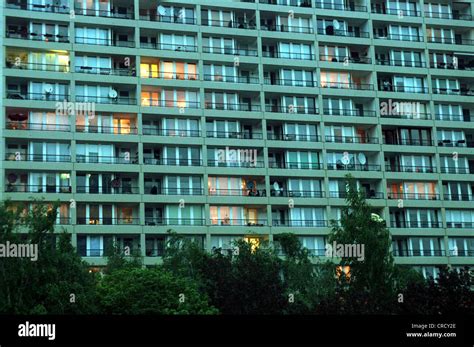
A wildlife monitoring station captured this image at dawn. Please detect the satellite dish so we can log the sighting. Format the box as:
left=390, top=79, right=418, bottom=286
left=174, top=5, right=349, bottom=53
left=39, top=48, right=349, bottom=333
left=341, top=156, right=350, bottom=165
left=157, top=5, right=167, bottom=16
left=273, top=182, right=280, bottom=191
left=108, top=89, right=118, bottom=99
left=44, top=84, right=53, bottom=94
left=333, top=20, right=340, bottom=30
left=358, top=153, right=367, bottom=165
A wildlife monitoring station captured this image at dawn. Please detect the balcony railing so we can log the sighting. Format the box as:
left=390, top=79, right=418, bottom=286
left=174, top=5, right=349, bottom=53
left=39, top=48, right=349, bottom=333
left=374, top=33, right=423, bottom=42
left=208, top=188, right=267, bottom=197
left=140, top=42, right=197, bottom=52
left=5, top=184, right=72, bottom=193
left=379, top=85, right=428, bottom=93
left=211, top=219, right=266, bottom=226
left=430, top=61, right=474, bottom=70
left=376, top=59, right=426, bottom=68
left=443, top=194, right=473, bottom=201
left=143, top=128, right=201, bottom=137
left=145, top=218, right=205, bottom=226
left=6, top=92, right=69, bottom=101
left=76, top=186, right=139, bottom=194
left=323, top=108, right=376, bottom=117
left=428, top=37, right=474, bottom=46
left=446, top=222, right=474, bottom=229
left=6, top=61, right=69, bottom=72
left=259, top=0, right=312, bottom=7
left=267, top=133, right=320, bottom=142
left=393, top=249, right=445, bottom=257
left=146, top=188, right=204, bottom=195
left=448, top=250, right=474, bottom=256
left=387, top=192, right=439, bottom=200
left=260, top=23, right=313, bottom=34
left=142, top=99, right=200, bottom=108
left=262, top=51, right=315, bottom=60
left=437, top=139, right=474, bottom=147
left=270, top=190, right=325, bottom=198
left=143, top=158, right=203, bottom=166
left=75, top=37, right=135, bottom=47
left=202, top=46, right=258, bottom=56
left=320, top=82, right=374, bottom=90
left=76, top=125, right=138, bottom=135
left=76, top=65, right=136, bottom=76
left=202, top=19, right=256, bottom=29
left=316, top=2, right=367, bottom=11
left=142, top=71, right=198, bottom=80
left=391, top=221, right=442, bottom=228
left=372, top=8, right=421, bottom=17
left=440, top=167, right=471, bottom=174
left=6, top=1, right=69, bottom=13
left=263, top=78, right=316, bottom=87
left=76, top=95, right=137, bottom=105
left=6, top=31, right=69, bottom=42
left=320, top=55, right=372, bottom=64
left=76, top=156, right=138, bottom=164
left=74, top=7, right=134, bottom=19
left=5, top=153, right=71, bottom=162
left=265, top=105, right=318, bottom=114
left=384, top=139, right=433, bottom=146
left=207, top=131, right=263, bottom=139
left=139, top=14, right=196, bottom=24
left=77, top=217, right=140, bottom=225
left=317, top=28, right=370, bottom=38
left=327, top=163, right=381, bottom=171
left=381, top=111, right=431, bottom=120
left=6, top=122, right=70, bottom=132
left=425, top=12, right=472, bottom=20
left=330, top=191, right=384, bottom=199
left=435, top=114, right=469, bottom=122
left=204, top=74, right=259, bottom=84
left=269, top=162, right=322, bottom=170
left=205, top=102, right=260, bottom=111
left=272, top=220, right=327, bottom=227
left=433, top=88, right=474, bottom=96
left=325, top=135, right=379, bottom=144
left=207, top=159, right=265, bottom=168
left=385, top=164, right=436, bottom=173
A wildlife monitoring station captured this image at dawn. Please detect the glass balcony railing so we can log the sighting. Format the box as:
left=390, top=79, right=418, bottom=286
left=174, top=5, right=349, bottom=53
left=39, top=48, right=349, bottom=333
left=387, top=192, right=439, bottom=200
left=327, top=163, right=381, bottom=171
left=5, top=153, right=71, bottom=162
left=267, top=133, right=320, bottom=142
left=146, top=188, right=204, bottom=195
left=6, top=61, right=69, bottom=72
left=390, top=221, right=442, bottom=228
left=6, top=1, right=69, bottom=13
left=270, top=190, right=325, bottom=198
left=6, top=92, right=69, bottom=101
left=269, top=162, right=322, bottom=170
left=140, top=42, right=197, bottom=52
left=325, top=135, right=379, bottom=144
left=6, top=122, right=70, bottom=131
left=76, top=186, right=139, bottom=194
left=207, top=131, right=263, bottom=139
left=75, top=37, right=135, bottom=47
left=211, top=219, right=266, bottom=226
left=145, top=218, right=205, bottom=226
left=77, top=217, right=140, bottom=225
left=272, top=219, right=327, bottom=227
left=5, top=184, right=71, bottom=193
left=208, top=188, right=267, bottom=197
left=207, top=160, right=265, bottom=168
left=143, top=158, right=202, bottom=166
left=385, top=164, right=436, bottom=173
left=265, top=105, right=318, bottom=114
left=143, top=128, right=200, bottom=137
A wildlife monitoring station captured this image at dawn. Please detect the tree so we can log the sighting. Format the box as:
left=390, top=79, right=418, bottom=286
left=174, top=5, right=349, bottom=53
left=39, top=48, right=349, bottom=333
left=0, top=200, right=98, bottom=314
left=97, top=267, right=218, bottom=314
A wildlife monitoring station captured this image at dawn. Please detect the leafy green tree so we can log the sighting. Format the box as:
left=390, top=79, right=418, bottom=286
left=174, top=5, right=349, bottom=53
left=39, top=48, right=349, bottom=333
left=0, top=200, right=98, bottom=314
left=97, top=267, right=218, bottom=314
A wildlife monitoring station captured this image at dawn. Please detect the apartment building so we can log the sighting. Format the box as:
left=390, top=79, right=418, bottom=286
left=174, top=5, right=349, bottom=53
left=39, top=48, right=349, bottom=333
left=1, top=0, right=473, bottom=277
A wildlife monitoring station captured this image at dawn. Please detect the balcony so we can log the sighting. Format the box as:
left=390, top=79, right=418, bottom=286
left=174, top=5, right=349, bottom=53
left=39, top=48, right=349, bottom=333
left=320, top=82, right=374, bottom=90
left=379, top=85, right=428, bottom=94
left=262, top=50, right=314, bottom=61
left=327, top=163, right=381, bottom=172
left=259, top=0, right=311, bottom=7
left=371, top=8, right=421, bottom=17
left=6, top=61, right=69, bottom=72
left=446, top=221, right=474, bottom=229
left=393, top=249, right=445, bottom=257
left=374, top=33, right=423, bottom=42
left=76, top=186, right=139, bottom=194
left=385, top=165, right=436, bottom=173
left=202, top=46, right=258, bottom=57
left=443, top=194, right=473, bottom=201
left=142, top=71, right=198, bottom=80
left=260, top=23, right=313, bottom=34
left=6, top=30, right=69, bottom=43
left=428, top=37, right=474, bottom=46
left=425, top=12, right=472, bottom=21
left=316, top=2, right=367, bottom=12
left=263, top=78, right=316, bottom=87
left=211, top=219, right=267, bottom=227
left=202, top=19, right=256, bottom=30
left=448, top=250, right=474, bottom=256
left=76, top=125, right=138, bottom=135
left=272, top=220, right=327, bottom=227
left=143, top=128, right=200, bottom=137
left=267, top=133, right=320, bottom=142
left=5, top=184, right=71, bottom=193
left=376, top=58, right=426, bottom=68
left=270, top=189, right=324, bottom=198
left=207, top=160, right=265, bottom=168
left=76, top=95, right=136, bottom=105
left=77, top=217, right=140, bottom=225
left=142, top=99, right=200, bottom=109
left=140, top=42, right=197, bottom=52
left=76, top=156, right=138, bottom=164
left=330, top=191, right=384, bottom=199
left=320, top=55, right=372, bottom=64
left=75, top=37, right=135, bottom=48
left=5, top=153, right=71, bottom=162
left=6, top=1, right=69, bottom=13
left=317, top=28, right=370, bottom=39
left=204, top=74, right=259, bottom=84
left=146, top=187, right=204, bottom=196
left=74, top=7, right=134, bottom=19
left=6, top=121, right=70, bottom=132
left=323, top=108, right=376, bottom=117
left=440, top=167, right=471, bottom=174
left=145, top=218, right=205, bottom=226
left=269, top=162, right=322, bottom=170
left=265, top=105, right=318, bottom=114
left=205, top=102, right=260, bottom=112
left=325, top=135, right=379, bottom=144
left=384, top=139, right=433, bottom=146
left=208, top=188, right=267, bottom=197
left=6, top=92, right=69, bottom=101
left=390, top=221, right=442, bottom=228
left=437, top=139, right=474, bottom=148
left=144, top=158, right=202, bottom=167
left=207, top=130, right=263, bottom=140
left=433, top=87, right=474, bottom=97
left=387, top=192, right=439, bottom=200
left=75, top=65, right=136, bottom=77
